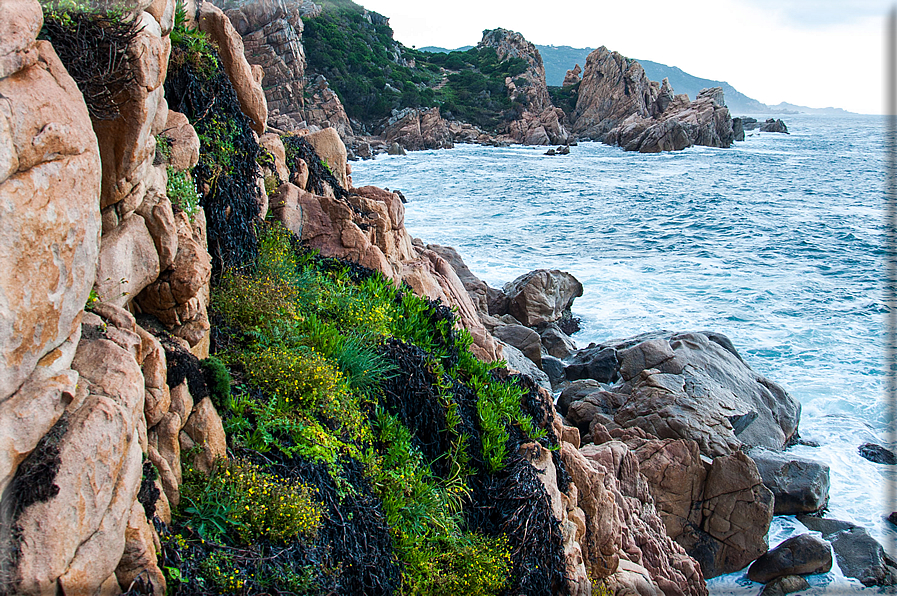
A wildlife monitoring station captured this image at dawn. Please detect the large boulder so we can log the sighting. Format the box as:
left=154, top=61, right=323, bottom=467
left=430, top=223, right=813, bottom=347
left=797, top=516, right=897, bottom=586
left=749, top=448, right=830, bottom=514
left=612, top=332, right=800, bottom=457
left=11, top=326, right=146, bottom=594
left=576, top=441, right=709, bottom=595
left=614, top=428, right=774, bottom=578
left=747, top=534, right=833, bottom=583
left=503, top=269, right=583, bottom=327
left=92, top=12, right=169, bottom=210
left=304, top=127, right=348, bottom=190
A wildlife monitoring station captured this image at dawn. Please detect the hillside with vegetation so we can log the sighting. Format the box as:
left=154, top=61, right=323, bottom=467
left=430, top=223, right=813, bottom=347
left=301, top=1, right=530, bottom=130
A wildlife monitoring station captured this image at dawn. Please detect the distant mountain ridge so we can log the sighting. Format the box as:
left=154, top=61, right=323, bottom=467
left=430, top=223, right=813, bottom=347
left=420, top=44, right=852, bottom=115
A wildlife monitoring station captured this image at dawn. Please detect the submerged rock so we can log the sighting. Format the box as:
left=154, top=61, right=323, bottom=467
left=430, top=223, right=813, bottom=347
left=859, top=442, right=897, bottom=465
left=759, top=574, right=811, bottom=596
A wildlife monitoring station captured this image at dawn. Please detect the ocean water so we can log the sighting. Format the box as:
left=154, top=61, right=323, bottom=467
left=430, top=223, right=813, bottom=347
left=351, top=114, right=895, bottom=593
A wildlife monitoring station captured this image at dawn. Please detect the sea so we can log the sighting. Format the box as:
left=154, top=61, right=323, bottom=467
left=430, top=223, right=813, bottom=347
left=351, top=114, right=895, bottom=594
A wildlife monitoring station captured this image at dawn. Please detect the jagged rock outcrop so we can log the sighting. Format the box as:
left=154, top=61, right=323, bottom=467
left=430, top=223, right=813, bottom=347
left=571, top=46, right=661, bottom=140
left=563, top=64, right=581, bottom=87
left=605, top=87, right=735, bottom=152
left=565, top=332, right=801, bottom=455
left=479, top=28, right=570, bottom=146
left=760, top=118, right=789, bottom=134
left=571, top=47, right=735, bottom=152
left=382, top=106, right=453, bottom=151
left=557, top=332, right=802, bottom=577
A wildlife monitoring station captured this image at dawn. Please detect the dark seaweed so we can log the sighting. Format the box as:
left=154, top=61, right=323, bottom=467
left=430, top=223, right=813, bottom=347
left=164, top=45, right=262, bottom=272
left=38, top=7, right=139, bottom=120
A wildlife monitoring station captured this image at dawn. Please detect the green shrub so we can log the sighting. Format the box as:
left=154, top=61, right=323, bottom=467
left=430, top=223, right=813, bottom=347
left=166, top=167, right=200, bottom=219
left=180, top=458, right=322, bottom=545
left=200, top=356, right=231, bottom=410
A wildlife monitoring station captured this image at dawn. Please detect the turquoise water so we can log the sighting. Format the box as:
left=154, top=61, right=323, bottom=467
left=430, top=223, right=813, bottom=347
left=352, top=114, right=895, bottom=592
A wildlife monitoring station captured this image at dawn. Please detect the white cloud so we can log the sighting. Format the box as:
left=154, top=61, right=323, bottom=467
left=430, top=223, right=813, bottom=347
left=360, top=0, right=891, bottom=114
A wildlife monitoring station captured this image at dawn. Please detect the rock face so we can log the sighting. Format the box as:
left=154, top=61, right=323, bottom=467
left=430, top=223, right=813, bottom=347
left=214, top=0, right=313, bottom=126
left=303, top=75, right=354, bottom=140
left=479, top=28, right=570, bottom=146
left=0, top=2, right=234, bottom=592
left=0, top=36, right=101, bottom=410
left=570, top=46, right=735, bottom=152
left=797, top=516, right=897, bottom=586
left=747, top=534, right=833, bottom=583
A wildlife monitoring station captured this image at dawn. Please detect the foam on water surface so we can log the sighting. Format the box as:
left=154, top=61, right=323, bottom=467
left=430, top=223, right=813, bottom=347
left=353, top=114, right=896, bottom=591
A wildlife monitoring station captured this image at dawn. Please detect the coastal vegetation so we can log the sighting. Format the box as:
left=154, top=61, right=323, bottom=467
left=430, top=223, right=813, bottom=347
left=154, top=14, right=568, bottom=595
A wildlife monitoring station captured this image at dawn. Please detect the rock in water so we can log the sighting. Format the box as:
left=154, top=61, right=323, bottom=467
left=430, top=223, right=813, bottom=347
left=760, top=118, right=789, bottom=134
left=859, top=442, right=897, bottom=465
left=747, top=534, right=833, bottom=583
left=749, top=448, right=830, bottom=514
left=797, top=516, right=897, bottom=586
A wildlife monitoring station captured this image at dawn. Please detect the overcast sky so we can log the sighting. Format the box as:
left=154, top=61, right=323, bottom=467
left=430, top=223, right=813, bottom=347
left=359, top=0, right=895, bottom=114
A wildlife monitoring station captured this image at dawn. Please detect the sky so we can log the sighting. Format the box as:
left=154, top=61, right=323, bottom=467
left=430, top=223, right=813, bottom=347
left=358, top=0, right=895, bottom=115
